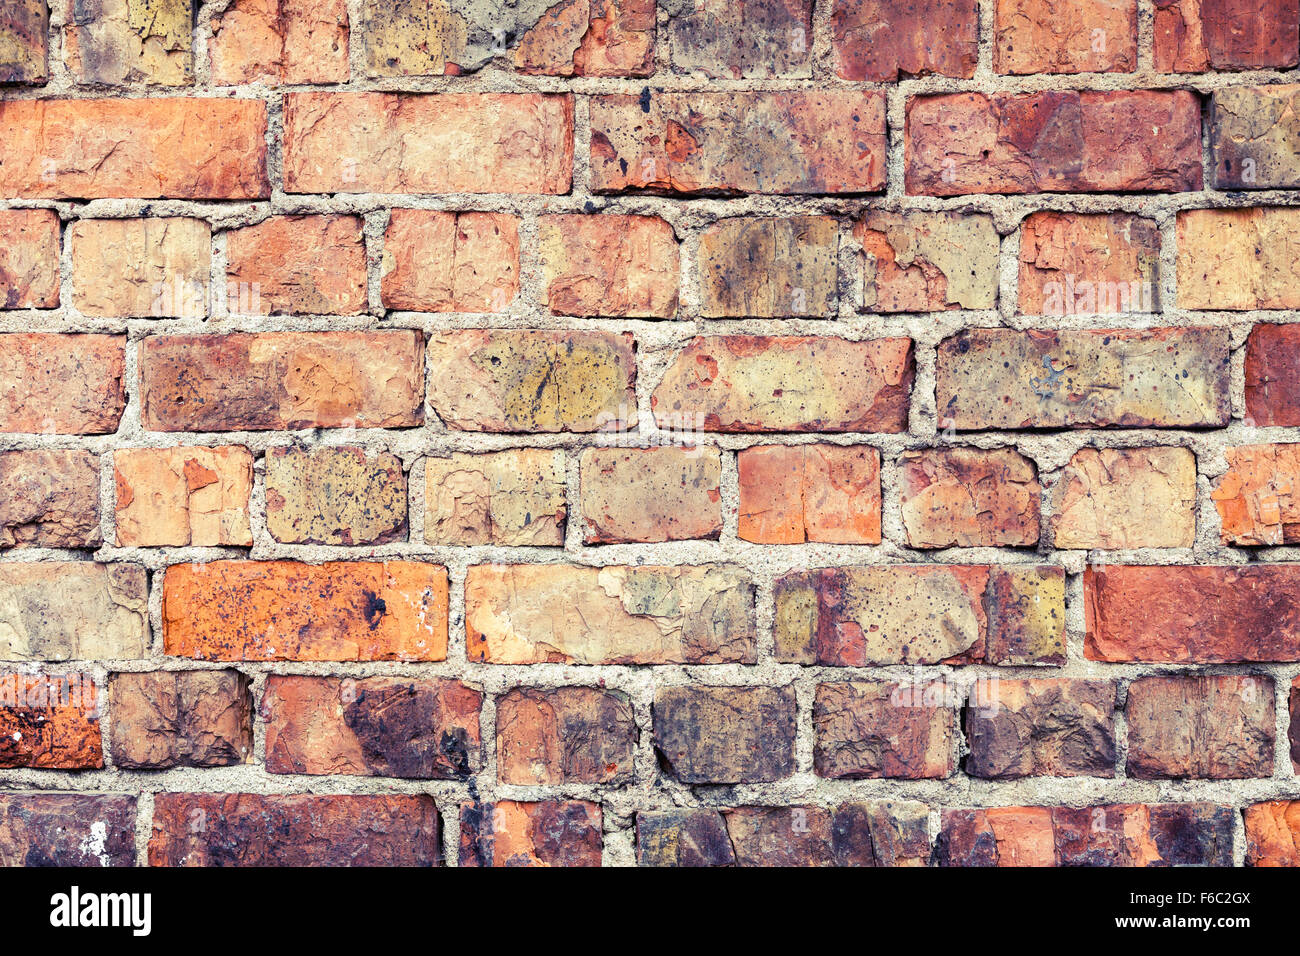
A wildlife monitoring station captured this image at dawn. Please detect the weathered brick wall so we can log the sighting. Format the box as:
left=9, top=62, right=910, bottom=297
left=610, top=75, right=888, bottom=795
left=1, top=0, right=1300, bottom=867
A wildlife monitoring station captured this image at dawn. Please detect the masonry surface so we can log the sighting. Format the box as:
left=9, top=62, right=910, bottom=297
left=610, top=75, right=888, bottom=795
left=1, top=0, right=1300, bottom=868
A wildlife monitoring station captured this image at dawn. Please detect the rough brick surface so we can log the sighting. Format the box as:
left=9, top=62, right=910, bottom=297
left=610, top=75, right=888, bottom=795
left=109, top=670, right=253, bottom=770
left=0, top=334, right=126, bottom=434
left=427, top=330, right=635, bottom=432
left=936, top=328, right=1230, bottom=429
left=139, top=332, right=425, bottom=431
left=149, top=793, right=441, bottom=866
left=1179, top=208, right=1300, bottom=310
left=0, top=673, right=102, bottom=769
left=1017, top=212, right=1160, bottom=315
left=265, top=446, right=407, bottom=545
left=1246, top=801, right=1300, bottom=865
left=580, top=447, right=722, bottom=543
left=937, top=804, right=1234, bottom=866
left=1210, top=85, right=1300, bottom=189
left=833, top=0, right=977, bottom=80
left=1292, top=678, right=1300, bottom=772
left=225, top=215, right=366, bottom=316
left=496, top=686, right=636, bottom=785
left=0, top=209, right=59, bottom=308
left=284, top=92, right=574, bottom=194
left=163, top=560, right=449, bottom=661
left=737, top=444, right=881, bottom=544
left=1212, top=443, right=1300, bottom=544
left=460, top=800, right=601, bottom=867
left=775, top=565, right=1065, bottom=666
left=653, top=336, right=913, bottom=432
left=965, top=679, right=1117, bottom=778
left=424, top=449, right=567, bottom=546
left=114, top=446, right=254, bottom=547
left=995, top=0, right=1137, bottom=74
left=539, top=214, right=678, bottom=317
left=1156, top=0, right=1299, bottom=70
left=1246, top=323, right=1300, bottom=426
left=906, top=91, right=1202, bottom=195
left=0, top=562, right=148, bottom=661
left=1086, top=564, right=1300, bottom=661
left=667, top=0, right=811, bottom=78
left=0, top=99, right=269, bottom=199
left=0, top=795, right=137, bottom=867
left=814, top=681, right=955, bottom=779
left=653, top=685, right=796, bottom=783
left=466, top=564, right=754, bottom=664
left=1052, top=447, right=1197, bottom=549
left=590, top=91, right=887, bottom=194
left=70, top=217, right=211, bottom=318
left=857, top=210, right=999, bottom=312
left=63, top=0, right=194, bottom=85
left=1125, top=675, right=1274, bottom=779
left=263, top=675, right=482, bottom=778
left=381, top=210, right=520, bottom=313
left=698, top=216, right=837, bottom=317
left=0, top=0, right=48, bottom=83
left=209, top=0, right=350, bottom=85
left=899, top=446, right=1041, bottom=548
left=0, top=449, right=102, bottom=549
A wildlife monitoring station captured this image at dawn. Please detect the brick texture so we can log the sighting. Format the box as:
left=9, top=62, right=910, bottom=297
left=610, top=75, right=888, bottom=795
left=3, top=0, right=1299, bottom=873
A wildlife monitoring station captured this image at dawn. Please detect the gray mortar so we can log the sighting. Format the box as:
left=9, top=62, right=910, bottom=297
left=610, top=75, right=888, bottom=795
left=1, top=0, right=1299, bottom=867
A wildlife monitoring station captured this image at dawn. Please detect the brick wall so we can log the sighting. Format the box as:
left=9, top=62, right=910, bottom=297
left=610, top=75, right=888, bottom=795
left=1, top=0, right=1300, bottom=867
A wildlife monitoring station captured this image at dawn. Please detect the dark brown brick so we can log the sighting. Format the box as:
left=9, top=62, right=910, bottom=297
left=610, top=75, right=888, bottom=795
left=965, top=679, right=1118, bottom=779
left=0, top=794, right=136, bottom=866
left=109, top=670, right=253, bottom=770
left=653, top=685, right=796, bottom=784
left=459, top=800, right=602, bottom=867
left=814, top=681, right=956, bottom=779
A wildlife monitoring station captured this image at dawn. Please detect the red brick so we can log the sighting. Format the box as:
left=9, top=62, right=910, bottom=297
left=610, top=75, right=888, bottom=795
left=900, top=447, right=1041, bottom=548
left=1155, top=0, right=1298, bottom=71
left=424, top=449, right=567, bottom=546
left=653, top=336, right=913, bottom=433
left=209, top=0, right=350, bottom=85
left=906, top=91, right=1202, bottom=195
left=995, top=0, right=1137, bottom=74
left=466, top=564, right=754, bottom=664
left=936, top=328, right=1229, bottom=430
left=590, top=91, right=887, bottom=194
left=263, top=675, right=482, bottom=778
left=833, top=0, right=977, bottom=80
left=0, top=449, right=102, bottom=549
left=539, top=214, right=679, bottom=317
left=138, top=331, right=424, bottom=432
left=460, top=800, right=601, bottom=867
left=1086, top=564, right=1300, bottom=662
left=162, top=560, right=448, bottom=661
left=1125, top=674, right=1274, bottom=779
left=0, top=209, right=59, bottom=308
left=737, top=444, right=881, bottom=544
left=382, top=210, right=520, bottom=313
left=1018, top=212, right=1159, bottom=315
left=427, top=330, right=635, bottom=433
left=0, top=1, right=48, bottom=83
left=1246, top=324, right=1300, bottom=426
left=109, top=670, right=253, bottom=770
left=579, top=447, right=722, bottom=544
left=814, top=681, right=956, bottom=779
left=775, top=565, right=1066, bottom=666
left=1292, top=677, right=1299, bottom=772
left=1245, top=801, right=1300, bottom=865
left=496, top=686, right=636, bottom=785
left=149, top=793, right=440, bottom=866
left=654, top=685, right=796, bottom=783
left=966, top=679, right=1118, bottom=779
left=937, top=804, right=1234, bottom=866
left=0, top=794, right=137, bottom=867
left=283, top=92, right=573, bottom=194
left=0, top=673, right=101, bottom=769
left=0, top=99, right=269, bottom=199
left=0, top=334, right=126, bottom=434
left=225, top=215, right=366, bottom=316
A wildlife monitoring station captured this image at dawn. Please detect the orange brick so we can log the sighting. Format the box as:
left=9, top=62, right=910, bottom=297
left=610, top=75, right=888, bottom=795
left=900, top=447, right=1041, bottom=548
left=1018, top=212, right=1159, bottom=316
left=0, top=334, right=126, bottom=434
left=114, top=447, right=254, bottom=547
left=0, top=99, right=269, bottom=199
left=0, top=673, right=101, bottom=770
left=224, top=215, right=365, bottom=316
left=737, top=444, right=881, bottom=544
left=579, top=447, right=722, bottom=543
left=283, top=92, right=573, bottom=194
left=995, top=0, right=1137, bottom=74
left=0, top=209, right=59, bottom=309
left=1212, top=444, right=1300, bottom=545
left=163, top=560, right=448, bottom=661
left=538, top=214, right=678, bottom=317
left=381, top=210, right=520, bottom=313
left=70, top=218, right=211, bottom=318
left=209, top=0, right=349, bottom=85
